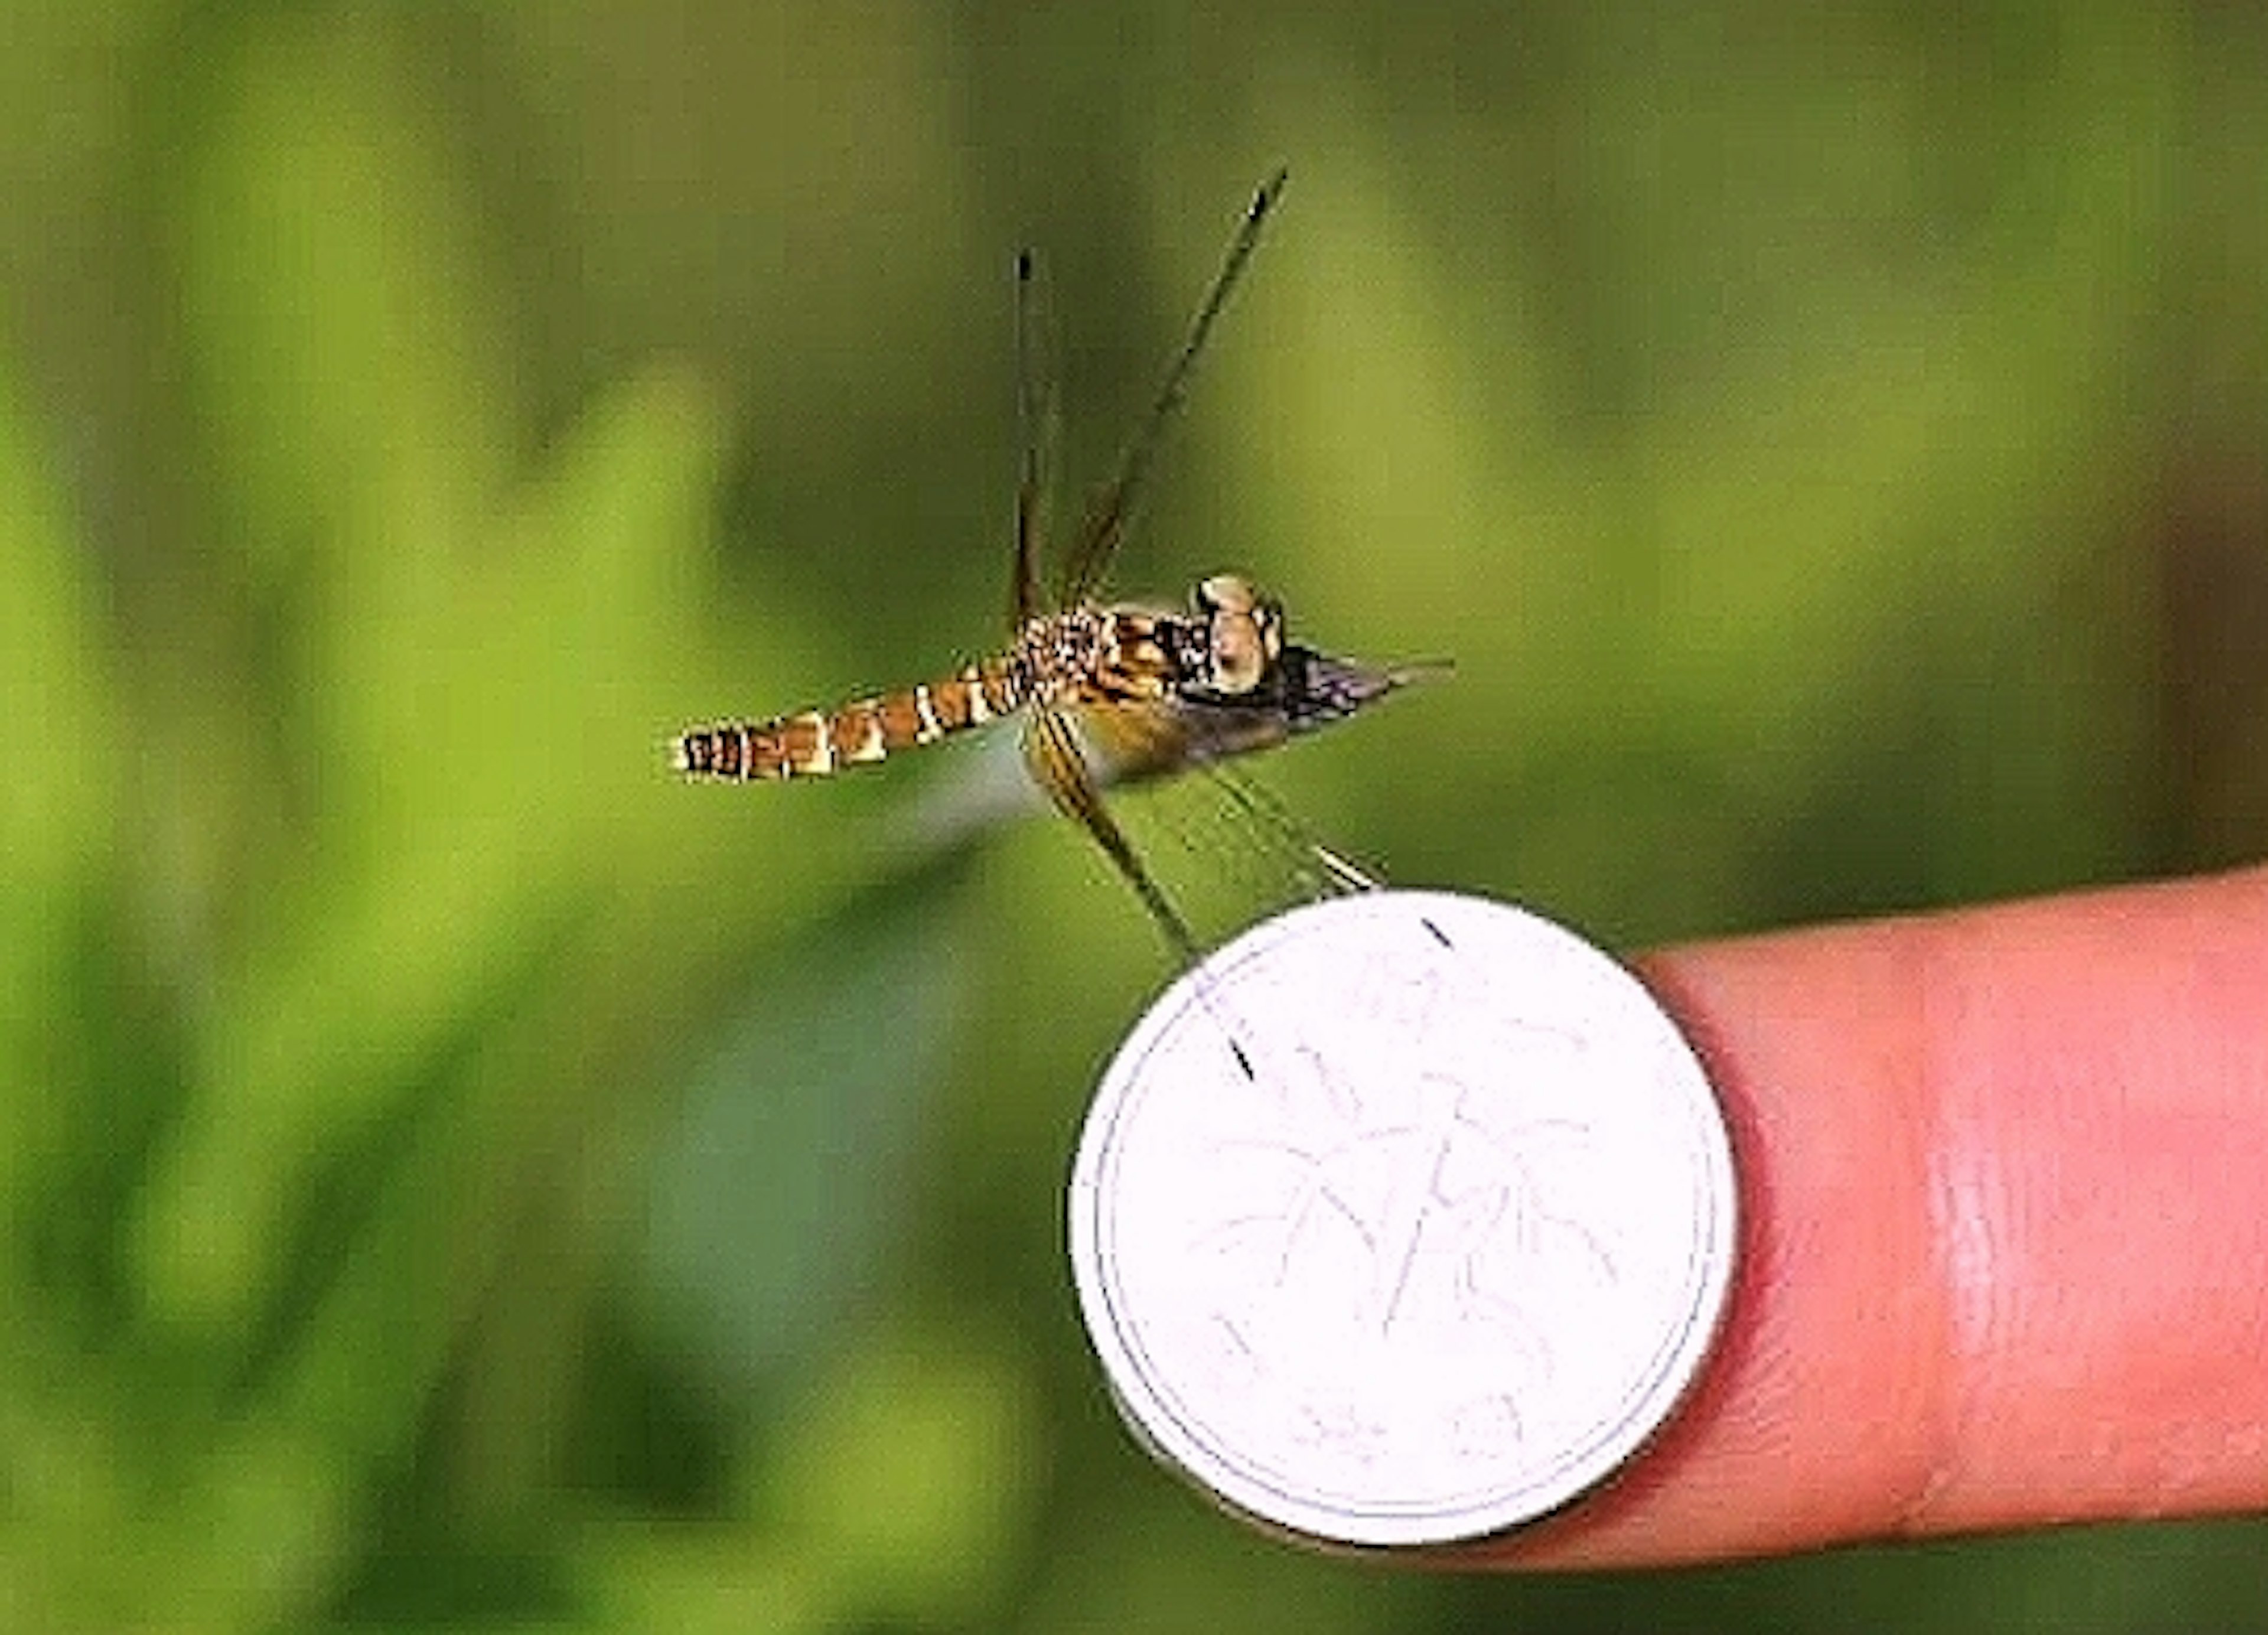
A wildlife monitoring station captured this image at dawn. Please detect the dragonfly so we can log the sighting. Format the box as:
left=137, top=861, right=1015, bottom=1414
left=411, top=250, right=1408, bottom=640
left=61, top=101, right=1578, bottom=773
left=676, top=169, right=1436, bottom=972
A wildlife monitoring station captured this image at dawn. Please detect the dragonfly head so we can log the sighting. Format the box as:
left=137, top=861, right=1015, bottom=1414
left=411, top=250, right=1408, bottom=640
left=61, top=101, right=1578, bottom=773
left=1191, top=572, right=1285, bottom=697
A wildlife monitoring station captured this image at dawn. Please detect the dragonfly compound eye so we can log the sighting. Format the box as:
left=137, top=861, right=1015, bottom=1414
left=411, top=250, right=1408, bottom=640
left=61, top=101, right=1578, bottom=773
left=1195, top=574, right=1283, bottom=696
left=1194, top=572, right=1256, bottom=615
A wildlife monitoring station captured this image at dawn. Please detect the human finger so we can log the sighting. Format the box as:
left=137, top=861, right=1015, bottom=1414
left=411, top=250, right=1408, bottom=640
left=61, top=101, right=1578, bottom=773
left=1489, top=865, right=2268, bottom=1567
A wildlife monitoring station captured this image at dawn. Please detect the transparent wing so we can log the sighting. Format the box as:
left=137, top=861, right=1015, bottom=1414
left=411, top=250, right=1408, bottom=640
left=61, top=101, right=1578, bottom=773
left=1061, top=696, right=1386, bottom=936
left=1057, top=168, right=1289, bottom=607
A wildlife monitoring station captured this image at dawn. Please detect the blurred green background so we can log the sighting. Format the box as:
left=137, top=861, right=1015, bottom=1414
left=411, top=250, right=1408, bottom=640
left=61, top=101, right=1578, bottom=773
left=3, top=2, right=2265, bottom=1629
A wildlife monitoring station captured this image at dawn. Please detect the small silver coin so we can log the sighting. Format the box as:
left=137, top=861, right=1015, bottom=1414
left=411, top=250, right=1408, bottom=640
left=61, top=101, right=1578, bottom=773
left=1068, top=890, right=1738, bottom=1548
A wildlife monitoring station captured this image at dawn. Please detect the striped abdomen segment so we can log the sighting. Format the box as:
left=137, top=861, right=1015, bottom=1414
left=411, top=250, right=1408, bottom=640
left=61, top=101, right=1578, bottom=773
left=676, top=657, right=1025, bottom=781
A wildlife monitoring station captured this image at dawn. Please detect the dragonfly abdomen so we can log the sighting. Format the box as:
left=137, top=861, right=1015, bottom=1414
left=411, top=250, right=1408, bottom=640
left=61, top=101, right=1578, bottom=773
left=676, top=657, right=1025, bottom=781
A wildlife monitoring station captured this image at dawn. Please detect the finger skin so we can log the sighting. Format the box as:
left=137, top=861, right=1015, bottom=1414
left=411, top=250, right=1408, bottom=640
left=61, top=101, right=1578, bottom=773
left=1490, top=865, right=2268, bottom=1568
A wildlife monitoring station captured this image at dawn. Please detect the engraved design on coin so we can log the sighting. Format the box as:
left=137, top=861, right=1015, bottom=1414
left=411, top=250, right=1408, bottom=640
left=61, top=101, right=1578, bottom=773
left=1070, top=891, right=1738, bottom=1548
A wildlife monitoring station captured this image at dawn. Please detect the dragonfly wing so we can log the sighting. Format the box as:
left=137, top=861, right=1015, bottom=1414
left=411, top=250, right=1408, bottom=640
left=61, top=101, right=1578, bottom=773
left=1022, top=702, right=1203, bottom=963
left=1057, top=169, right=1289, bottom=606
left=1070, top=697, right=1384, bottom=908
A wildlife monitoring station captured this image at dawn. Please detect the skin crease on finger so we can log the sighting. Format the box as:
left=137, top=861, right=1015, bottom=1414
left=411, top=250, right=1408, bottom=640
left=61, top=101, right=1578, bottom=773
left=1472, top=863, right=2268, bottom=1570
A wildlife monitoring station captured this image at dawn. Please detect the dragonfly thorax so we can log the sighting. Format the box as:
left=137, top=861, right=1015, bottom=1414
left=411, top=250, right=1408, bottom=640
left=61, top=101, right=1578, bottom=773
left=1018, top=573, right=1289, bottom=713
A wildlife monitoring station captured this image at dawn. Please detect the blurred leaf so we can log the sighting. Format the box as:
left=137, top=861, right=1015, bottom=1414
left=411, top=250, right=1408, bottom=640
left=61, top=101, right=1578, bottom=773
left=640, top=867, right=970, bottom=1397
left=754, top=1321, right=1041, bottom=1631
left=136, top=21, right=744, bottom=1347
left=175, top=11, right=511, bottom=580
left=0, top=372, right=116, bottom=888
left=1024, top=1487, right=1422, bottom=1635
left=0, top=362, right=122, bottom=1201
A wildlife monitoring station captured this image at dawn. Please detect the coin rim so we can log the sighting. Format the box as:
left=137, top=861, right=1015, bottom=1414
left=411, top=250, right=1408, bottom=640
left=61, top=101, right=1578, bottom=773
left=1068, top=889, right=1740, bottom=1548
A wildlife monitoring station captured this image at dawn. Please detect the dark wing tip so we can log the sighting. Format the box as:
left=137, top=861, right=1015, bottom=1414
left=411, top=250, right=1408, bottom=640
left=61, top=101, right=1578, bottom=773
left=1253, top=166, right=1291, bottom=220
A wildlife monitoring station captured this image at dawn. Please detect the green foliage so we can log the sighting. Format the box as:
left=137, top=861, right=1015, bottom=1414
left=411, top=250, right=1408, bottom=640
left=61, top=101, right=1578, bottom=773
left=0, top=1, right=2260, bottom=1630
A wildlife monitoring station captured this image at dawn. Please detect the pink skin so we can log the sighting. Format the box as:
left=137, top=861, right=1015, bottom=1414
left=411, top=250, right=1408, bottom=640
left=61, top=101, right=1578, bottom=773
left=1487, top=865, right=2268, bottom=1567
